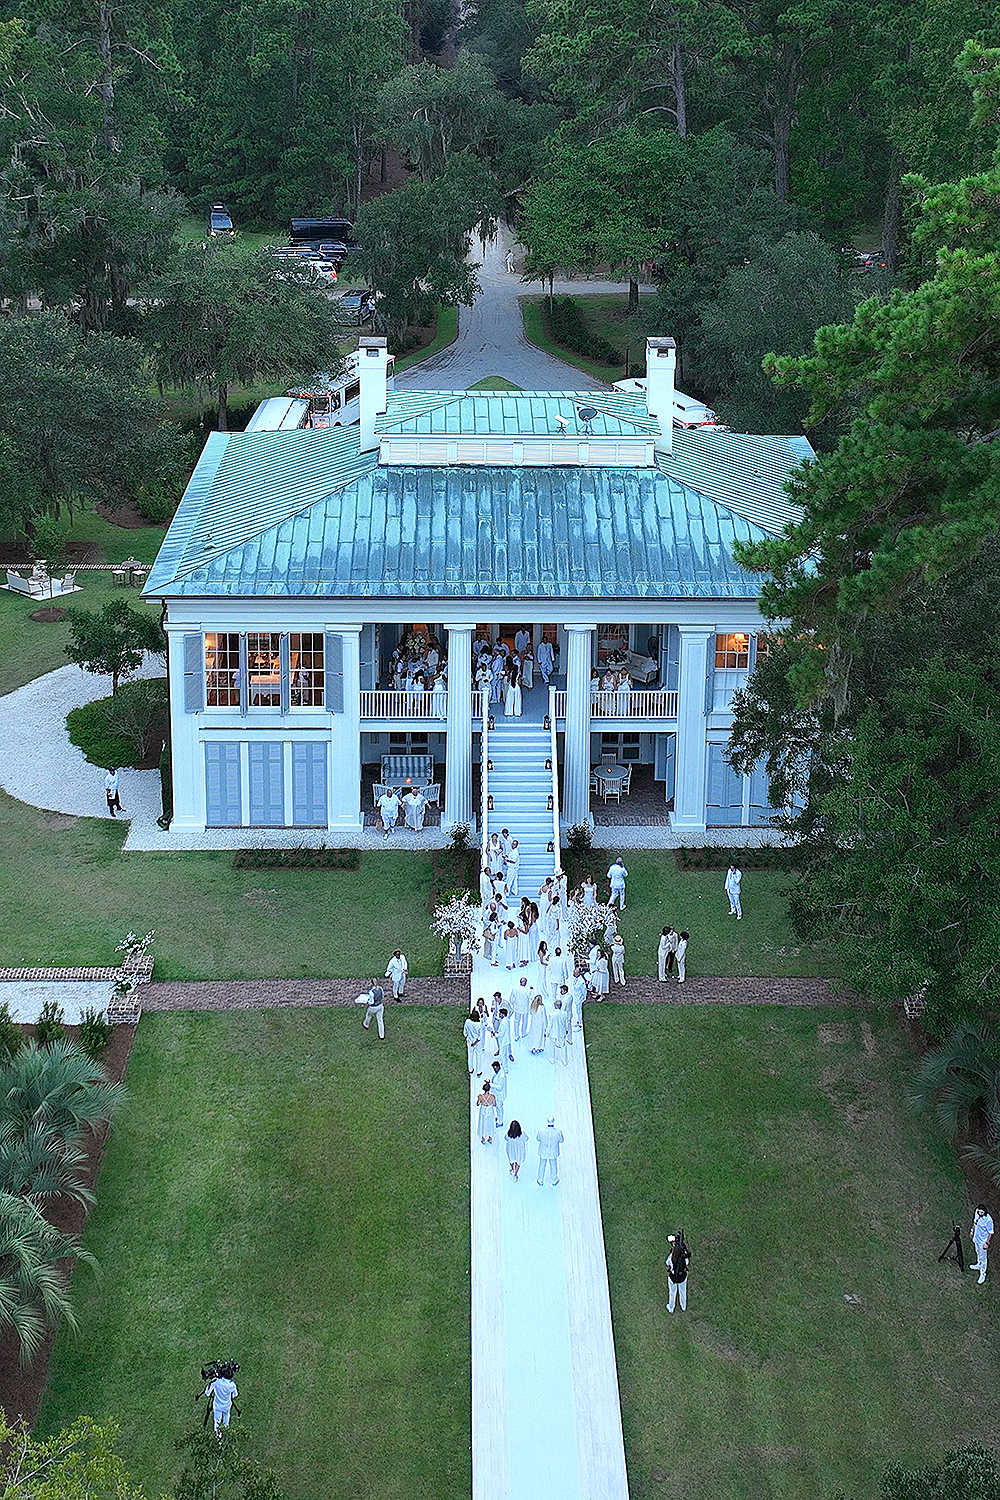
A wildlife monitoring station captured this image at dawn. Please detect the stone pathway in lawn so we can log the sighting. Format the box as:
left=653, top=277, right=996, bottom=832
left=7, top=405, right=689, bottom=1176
left=135, top=974, right=860, bottom=1010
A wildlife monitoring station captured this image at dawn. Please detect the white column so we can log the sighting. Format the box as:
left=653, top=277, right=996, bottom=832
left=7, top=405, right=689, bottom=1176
left=164, top=625, right=204, bottom=833
left=670, top=625, right=714, bottom=832
left=444, top=622, right=475, bottom=829
left=562, top=623, right=595, bottom=827
left=328, top=625, right=363, bottom=829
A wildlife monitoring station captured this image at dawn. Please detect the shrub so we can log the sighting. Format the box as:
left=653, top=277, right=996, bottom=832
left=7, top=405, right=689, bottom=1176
left=158, top=737, right=173, bottom=828
left=447, top=822, right=474, bottom=854
left=0, top=1002, right=24, bottom=1061
left=35, top=1000, right=66, bottom=1047
left=135, top=481, right=180, bottom=524
left=232, top=846, right=360, bottom=870
left=67, top=677, right=168, bottom=767
left=78, top=1007, right=115, bottom=1060
left=565, top=822, right=594, bottom=860
left=543, top=297, right=621, bottom=366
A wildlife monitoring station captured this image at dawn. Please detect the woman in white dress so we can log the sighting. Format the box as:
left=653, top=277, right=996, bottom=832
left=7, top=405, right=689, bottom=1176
left=536, top=940, right=550, bottom=996
left=516, top=914, right=531, bottom=967
left=525, top=899, right=540, bottom=953
left=503, top=657, right=522, bottom=718
left=502, top=920, right=518, bottom=970
left=579, top=876, right=598, bottom=908
left=527, top=994, right=547, bottom=1053
left=432, top=669, right=447, bottom=719
left=476, top=659, right=492, bottom=707
left=505, top=1120, right=526, bottom=1179
left=464, top=1010, right=483, bottom=1075
left=520, top=648, right=534, bottom=689
left=593, top=953, right=610, bottom=998
left=404, top=787, right=428, bottom=831
left=488, top=832, right=503, bottom=864
left=616, top=669, right=632, bottom=716
left=600, top=669, right=616, bottom=717
left=545, top=896, right=563, bottom=941
left=490, top=650, right=506, bottom=704
left=480, top=865, right=494, bottom=905
left=476, top=1083, right=497, bottom=1144
left=482, top=915, right=500, bottom=966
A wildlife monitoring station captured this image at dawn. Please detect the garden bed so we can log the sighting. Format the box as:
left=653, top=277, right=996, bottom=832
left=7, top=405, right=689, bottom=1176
left=232, top=845, right=360, bottom=871
left=673, top=843, right=792, bottom=871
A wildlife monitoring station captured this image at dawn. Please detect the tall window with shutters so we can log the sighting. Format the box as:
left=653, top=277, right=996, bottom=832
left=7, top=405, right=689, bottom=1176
left=205, top=633, right=240, bottom=707
left=290, top=634, right=324, bottom=706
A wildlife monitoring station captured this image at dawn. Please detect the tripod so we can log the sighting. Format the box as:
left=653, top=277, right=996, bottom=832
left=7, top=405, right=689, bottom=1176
left=937, top=1224, right=965, bottom=1273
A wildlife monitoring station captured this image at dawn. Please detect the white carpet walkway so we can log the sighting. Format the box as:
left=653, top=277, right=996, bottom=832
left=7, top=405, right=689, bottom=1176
left=470, top=955, right=630, bottom=1500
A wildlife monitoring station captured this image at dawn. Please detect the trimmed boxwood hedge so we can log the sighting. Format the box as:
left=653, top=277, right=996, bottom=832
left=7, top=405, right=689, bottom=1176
left=232, top=846, right=360, bottom=871
left=674, top=843, right=794, bottom=871
left=542, top=296, right=621, bottom=366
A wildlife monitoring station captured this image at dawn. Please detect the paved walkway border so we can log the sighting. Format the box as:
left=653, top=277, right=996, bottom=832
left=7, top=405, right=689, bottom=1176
left=132, top=975, right=863, bottom=1011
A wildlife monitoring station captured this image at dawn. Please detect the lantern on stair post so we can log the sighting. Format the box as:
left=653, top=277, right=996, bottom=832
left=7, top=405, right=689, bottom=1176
left=488, top=716, right=495, bottom=731
left=487, top=759, right=493, bottom=771
left=543, top=715, right=551, bottom=730
left=547, top=841, right=555, bottom=854
left=487, top=794, right=494, bottom=811
left=545, top=758, right=551, bottom=770
left=547, top=794, right=554, bottom=810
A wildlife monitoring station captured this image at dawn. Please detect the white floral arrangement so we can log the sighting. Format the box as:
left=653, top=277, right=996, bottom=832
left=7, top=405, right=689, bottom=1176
left=563, top=898, right=617, bottom=962
left=432, top=893, right=482, bottom=953
left=113, top=930, right=155, bottom=998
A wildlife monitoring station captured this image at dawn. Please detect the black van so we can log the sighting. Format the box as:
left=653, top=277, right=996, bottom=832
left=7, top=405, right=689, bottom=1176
left=289, top=217, right=356, bottom=251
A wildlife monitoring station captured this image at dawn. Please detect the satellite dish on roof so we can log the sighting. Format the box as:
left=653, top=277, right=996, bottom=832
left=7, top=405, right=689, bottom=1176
left=577, top=405, right=598, bottom=435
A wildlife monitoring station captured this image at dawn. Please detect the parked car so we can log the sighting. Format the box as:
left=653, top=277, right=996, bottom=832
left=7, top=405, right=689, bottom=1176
left=208, top=202, right=235, bottom=238
left=338, top=288, right=377, bottom=321
left=289, top=217, right=357, bottom=252
left=852, top=249, right=887, bottom=269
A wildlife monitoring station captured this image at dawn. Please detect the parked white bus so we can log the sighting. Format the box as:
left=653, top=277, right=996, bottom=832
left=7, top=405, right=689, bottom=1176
left=288, top=349, right=396, bottom=430
left=244, top=396, right=312, bottom=432
left=613, top=377, right=726, bottom=430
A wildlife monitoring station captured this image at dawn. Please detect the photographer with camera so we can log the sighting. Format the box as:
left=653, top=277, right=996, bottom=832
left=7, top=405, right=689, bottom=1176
left=198, top=1360, right=240, bottom=1433
left=666, top=1231, right=691, bottom=1313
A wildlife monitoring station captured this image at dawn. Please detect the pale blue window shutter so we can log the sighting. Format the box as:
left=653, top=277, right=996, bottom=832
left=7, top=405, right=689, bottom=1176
left=205, top=743, right=241, bottom=826
left=292, top=743, right=328, bottom=826
left=325, top=632, right=344, bottom=713
left=183, top=633, right=204, bottom=713
left=279, top=635, right=291, bottom=714
left=748, top=757, right=774, bottom=826
left=248, top=742, right=285, bottom=826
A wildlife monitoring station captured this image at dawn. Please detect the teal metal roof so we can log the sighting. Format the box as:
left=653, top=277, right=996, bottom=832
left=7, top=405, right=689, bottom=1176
left=377, top=390, right=658, bottom=438
left=144, top=427, right=379, bottom=590
left=657, top=429, right=811, bottom=533
left=146, top=463, right=770, bottom=600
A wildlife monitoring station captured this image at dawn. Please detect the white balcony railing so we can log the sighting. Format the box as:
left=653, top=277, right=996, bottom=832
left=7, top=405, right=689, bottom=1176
left=550, top=689, right=678, bottom=720
left=360, top=690, right=447, bottom=720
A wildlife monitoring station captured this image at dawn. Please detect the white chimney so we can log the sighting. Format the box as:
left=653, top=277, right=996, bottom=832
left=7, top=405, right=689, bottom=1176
left=358, top=336, right=389, bottom=453
left=645, top=336, right=676, bottom=454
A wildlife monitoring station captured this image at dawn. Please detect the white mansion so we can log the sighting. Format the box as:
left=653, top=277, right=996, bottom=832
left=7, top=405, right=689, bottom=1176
left=143, top=337, right=811, bottom=836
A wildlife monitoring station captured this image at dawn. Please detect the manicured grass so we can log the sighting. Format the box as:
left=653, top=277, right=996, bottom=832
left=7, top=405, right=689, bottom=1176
left=580, top=850, right=836, bottom=978
left=521, top=292, right=653, bottom=384
left=587, top=1005, right=1000, bottom=1500
left=0, top=515, right=165, bottom=697
left=394, top=304, right=459, bottom=372
left=0, top=786, right=445, bottom=977
left=37, top=1008, right=470, bottom=1500
left=0, top=791, right=829, bottom=979
left=467, top=377, right=522, bottom=391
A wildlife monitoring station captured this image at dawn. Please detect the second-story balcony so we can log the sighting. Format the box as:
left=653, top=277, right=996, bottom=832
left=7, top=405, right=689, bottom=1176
left=550, top=688, right=678, bottom=723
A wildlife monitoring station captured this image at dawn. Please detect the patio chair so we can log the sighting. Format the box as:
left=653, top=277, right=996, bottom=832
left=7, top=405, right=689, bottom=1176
left=601, top=752, right=618, bottom=765
left=620, top=765, right=632, bottom=795
left=424, top=783, right=441, bottom=806
left=590, top=769, right=600, bottom=794
left=602, top=775, right=622, bottom=804
left=373, top=782, right=389, bottom=805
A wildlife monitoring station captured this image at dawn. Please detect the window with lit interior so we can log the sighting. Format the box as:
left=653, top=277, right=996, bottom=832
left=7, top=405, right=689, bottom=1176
left=205, top=633, right=240, bottom=707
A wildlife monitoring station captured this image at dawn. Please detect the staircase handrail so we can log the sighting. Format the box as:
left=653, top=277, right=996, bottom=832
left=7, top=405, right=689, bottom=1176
left=480, top=694, right=490, bottom=871
left=548, top=685, right=562, bottom=876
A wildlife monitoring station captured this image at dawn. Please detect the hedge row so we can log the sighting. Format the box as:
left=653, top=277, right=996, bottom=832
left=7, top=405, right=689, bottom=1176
left=232, top=846, right=360, bottom=870
left=543, top=296, right=620, bottom=366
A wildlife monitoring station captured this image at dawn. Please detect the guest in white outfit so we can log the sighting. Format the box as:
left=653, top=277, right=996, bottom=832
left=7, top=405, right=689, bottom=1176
left=676, top=931, right=689, bottom=983
left=510, top=976, right=531, bottom=1039
left=536, top=941, right=550, bottom=996
left=476, top=1083, right=497, bottom=1144
left=557, top=986, right=574, bottom=1046
left=549, top=944, right=571, bottom=994
left=593, top=953, right=610, bottom=998
left=658, top=927, right=673, bottom=982
left=616, top=669, right=631, bottom=715
left=520, top=647, right=534, bottom=687
left=355, top=983, right=385, bottom=1039
left=528, top=993, right=546, bottom=1052
left=502, top=921, right=518, bottom=970
left=587, top=942, right=602, bottom=986
left=489, top=1060, right=508, bottom=1127
left=385, top=948, right=408, bottom=1000
left=553, top=869, right=568, bottom=906
left=515, top=914, right=531, bottom=966
left=495, top=1006, right=514, bottom=1063
left=403, top=786, right=429, bottom=831
left=480, top=864, right=494, bottom=905
left=377, top=788, right=401, bottom=838
left=607, top=857, right=629, bottom=908
left=971, top=1205, right=994, bottom=1284
left=506, top=1120, right=525, bottom=1179
left=579, top=876, right=598, bottom=908
left=476, top=659, right=492, bottom=702
left=503, top=656, right=522, bottom=717
left=482, top=914, right=500, bottom=966
left=431, top=669, right=447, bottom=718
left=611, top=933, right=626, bottom=986
left=505, top=839, right=521, bottom=897
left=572, top=967, right=588, bottom=1028
left=488, top=831, right=503, bottom=864
left=536, top=638, right=554, bottom=684
left=537, top=1116, right=564, bottom=1184
left=666, top=1232, right=691, bottom=1312
left=464, top=1009, right=483, bottom=1074
left=725, top=863, right=743, bottom=919
left=514, top=627, right=530, bottom=655
left=547, top=998, right=570, bottom=1065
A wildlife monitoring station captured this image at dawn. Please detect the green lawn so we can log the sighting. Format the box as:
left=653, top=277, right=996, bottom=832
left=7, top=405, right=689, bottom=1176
left=0, top=514, right=166, bottom=697
left=394, top=304, right=459, bottom=372
left=0, top=794, right=829, bottom=980
left=588, top=1005, right=1000, bottom=1500
left=37, top=1008, right=470, bottom=1500
left=519, top=294, right=653, bottom=384
left=467, top=377, right=522, bottom=391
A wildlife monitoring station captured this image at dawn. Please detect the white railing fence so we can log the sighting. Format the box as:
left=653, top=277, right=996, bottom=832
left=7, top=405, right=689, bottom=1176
left=549, top=689, right=679, bottom=720
left=360, top=690, right=446, bottom=720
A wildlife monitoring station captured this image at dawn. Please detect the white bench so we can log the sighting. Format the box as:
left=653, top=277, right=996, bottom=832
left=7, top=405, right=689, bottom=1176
left=6, top=571, right=47, bottom=598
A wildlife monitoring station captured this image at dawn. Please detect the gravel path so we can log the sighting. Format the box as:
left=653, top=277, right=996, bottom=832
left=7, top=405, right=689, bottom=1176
left=139, top=975, right=859, bottom=1011
left=396, top=228, right=654, bottom=392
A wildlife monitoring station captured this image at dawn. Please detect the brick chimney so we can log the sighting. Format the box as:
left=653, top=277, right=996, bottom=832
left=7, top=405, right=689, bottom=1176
left=358, top=336, right=389, bottom=453
left=645, top=337, right=676, bottom=454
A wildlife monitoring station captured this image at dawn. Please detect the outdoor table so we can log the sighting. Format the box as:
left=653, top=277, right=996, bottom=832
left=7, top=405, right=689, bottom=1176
left=112, top=568, right=128, bottom=587
left=380, top=753, right=434, bottom=787
left=129, top=564, right=148, bottom=586
left=594, top=764, right=628, bottom=800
